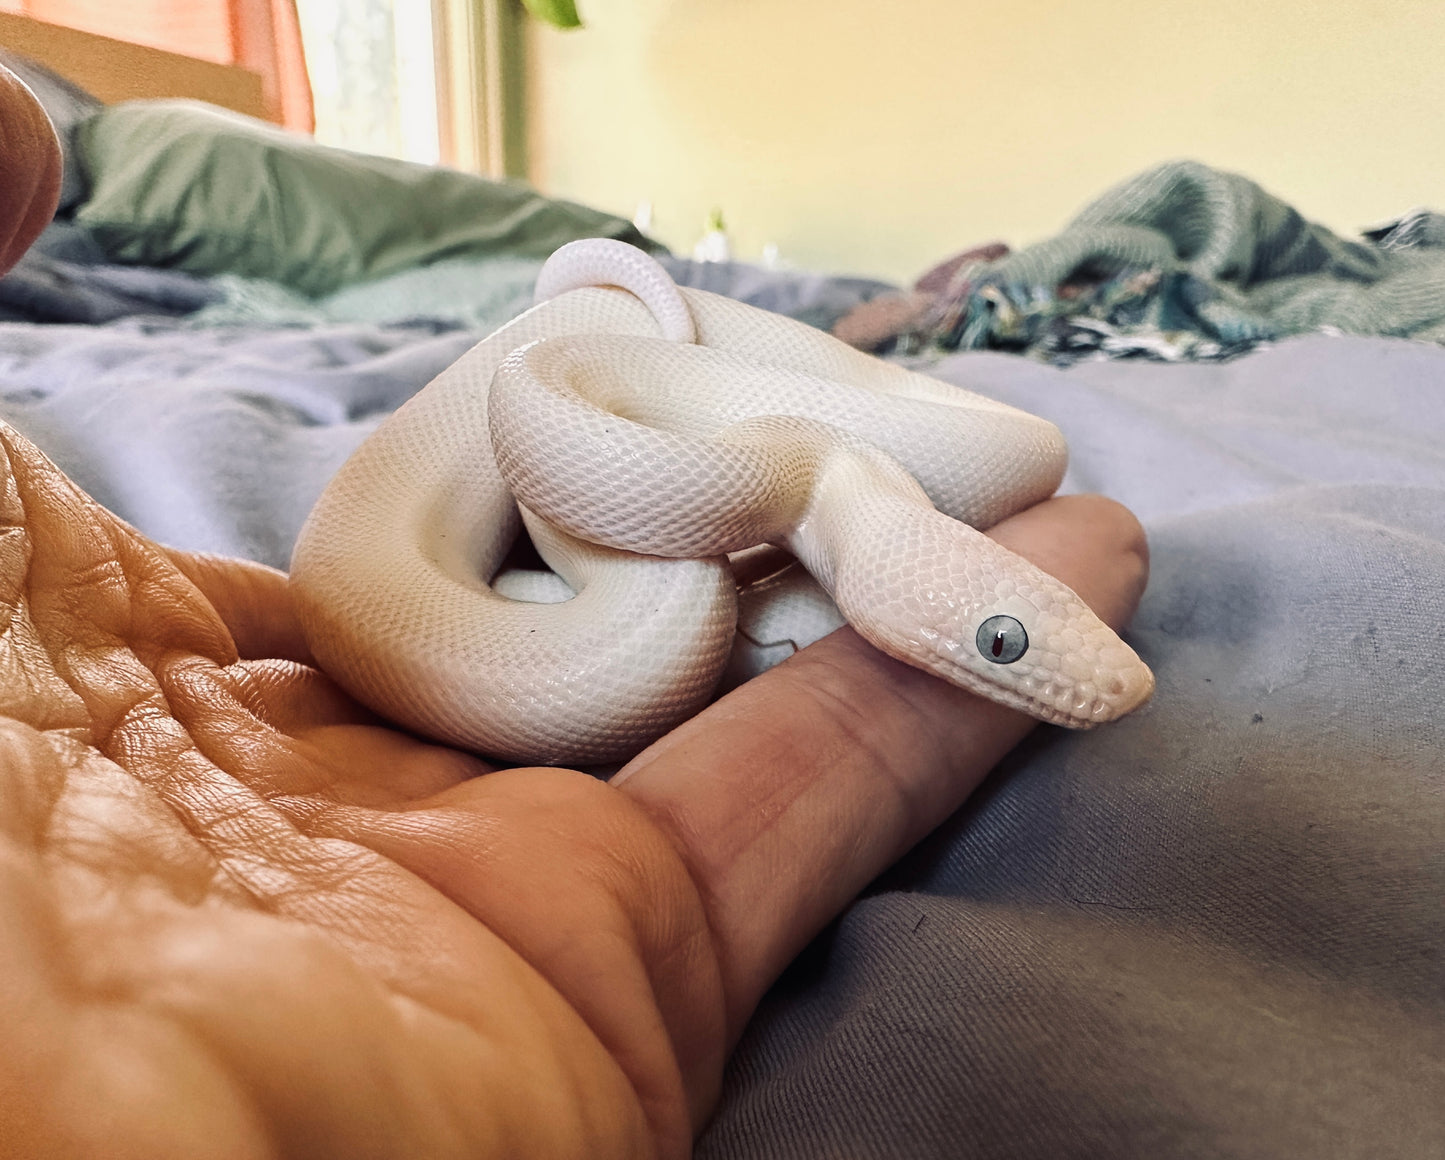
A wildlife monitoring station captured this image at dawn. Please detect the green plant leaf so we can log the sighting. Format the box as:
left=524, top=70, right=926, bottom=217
left=522, top=0, right=583, bottom=29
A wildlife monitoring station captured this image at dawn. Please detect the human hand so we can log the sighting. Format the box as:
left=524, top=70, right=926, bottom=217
left=0, top=424, right=1147, bottom=1159
left=0, top=62, right=61, bottom=273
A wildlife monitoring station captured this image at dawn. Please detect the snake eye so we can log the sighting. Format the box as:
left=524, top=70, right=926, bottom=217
left=976, top=615, right=1028, bottom=664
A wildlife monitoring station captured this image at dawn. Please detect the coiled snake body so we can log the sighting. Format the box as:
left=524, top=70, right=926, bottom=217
left=289, top=240, right=1153, bottom=765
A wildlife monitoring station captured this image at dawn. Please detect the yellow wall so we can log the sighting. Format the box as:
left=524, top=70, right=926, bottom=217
left=525, top=0, right=1445, bottom=284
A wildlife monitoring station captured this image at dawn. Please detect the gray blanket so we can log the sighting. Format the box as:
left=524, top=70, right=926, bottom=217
left=700, top=335, right=1445, bottom=1157
left=0, top=222, right=223, bottom=324
left=0, top=316, right=1440, bottom=1156
left=0, top=320, right=475, bottom=566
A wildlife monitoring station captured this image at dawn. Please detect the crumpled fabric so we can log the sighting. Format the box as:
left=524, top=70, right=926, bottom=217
left=0, top=222, right=222, bottom=324
left=889, top=161, right=1445, bottom=365
left=698, top=332, right=1445, bottom=1160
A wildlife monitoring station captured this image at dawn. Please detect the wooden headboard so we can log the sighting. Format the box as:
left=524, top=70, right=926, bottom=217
left=0, top=11, right=270, bottom=120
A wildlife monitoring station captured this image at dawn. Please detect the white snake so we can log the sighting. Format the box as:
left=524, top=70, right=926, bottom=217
left=289, top=239, right=1154, bottom=765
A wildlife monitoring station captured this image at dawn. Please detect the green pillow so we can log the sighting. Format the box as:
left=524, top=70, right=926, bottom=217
left=75, top=99, right=658, bottom=296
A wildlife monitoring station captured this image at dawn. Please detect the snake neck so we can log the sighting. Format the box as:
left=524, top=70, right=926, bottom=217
left=780, top=433, right=935, bottom=595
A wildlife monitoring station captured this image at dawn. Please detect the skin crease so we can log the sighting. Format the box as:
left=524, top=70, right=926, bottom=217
left=0, top=66, right=1151, bottom=1160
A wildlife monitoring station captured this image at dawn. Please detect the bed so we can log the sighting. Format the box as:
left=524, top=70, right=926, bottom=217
left=2, top=32, right=1441, bottom=1159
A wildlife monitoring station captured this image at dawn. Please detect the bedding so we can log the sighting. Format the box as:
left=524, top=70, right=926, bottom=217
left=699, top=334, right=1445, bottom=1158
left=841, top=161, right=1445, bottom=365
left=0, top=64, right=1439, bottom=1156
left=75, top=99, right=658, bottom=295
left=0, top=220, right=222, bottom=323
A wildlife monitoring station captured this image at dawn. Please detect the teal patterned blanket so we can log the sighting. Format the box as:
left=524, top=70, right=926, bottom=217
left=895, top=161, right=1445, bottom=363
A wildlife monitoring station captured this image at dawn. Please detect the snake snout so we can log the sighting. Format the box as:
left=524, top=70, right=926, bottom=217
left=1097, top=650, right=1156, bottom=719
left=1026, top=629, right=1153, bottom=727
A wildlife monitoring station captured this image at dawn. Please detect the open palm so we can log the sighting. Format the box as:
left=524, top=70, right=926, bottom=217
left=0, top=424, right=1147, bottom=1159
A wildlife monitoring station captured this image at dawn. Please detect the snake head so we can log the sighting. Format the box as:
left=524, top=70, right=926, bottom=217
left=933, top=587, right=1155, bottom=728
left=829, top=504, right=1155, bottom=728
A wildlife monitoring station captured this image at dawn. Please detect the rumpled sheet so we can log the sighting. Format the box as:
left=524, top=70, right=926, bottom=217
left=880, top=162, right=1445, bottom=365
left=0, top=320, right=476, bottom=566
left=699, top=334, right=1445, bottom=1158
left=0, top=316, right=1439, bottom=1156
left=0, top=222, right=223, bottom=324
left=0, top=228, right=897, bottom=339
left=191, top=255, right=896, bottom=335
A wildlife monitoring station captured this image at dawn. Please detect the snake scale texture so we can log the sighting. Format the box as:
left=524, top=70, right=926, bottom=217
left=289, top=240, right=1154, bottom=765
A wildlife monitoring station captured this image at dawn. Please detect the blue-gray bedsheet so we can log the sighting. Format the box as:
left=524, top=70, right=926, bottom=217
left=701, top=334, right=1445, bottom=1158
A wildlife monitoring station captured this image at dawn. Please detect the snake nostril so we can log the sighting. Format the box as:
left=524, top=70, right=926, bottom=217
left=976, top=615, right=1028, bottom=664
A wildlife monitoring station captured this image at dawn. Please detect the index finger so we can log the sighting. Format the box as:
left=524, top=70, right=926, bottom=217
left=613, top=494, right=1150, bottom=1045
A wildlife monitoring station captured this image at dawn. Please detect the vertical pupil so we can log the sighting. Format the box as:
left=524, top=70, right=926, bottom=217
left=977, top=615, right=1027, bottom=664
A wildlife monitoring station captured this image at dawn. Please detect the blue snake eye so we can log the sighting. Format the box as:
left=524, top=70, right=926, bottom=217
left=976, top=615, right=1028, bottom=664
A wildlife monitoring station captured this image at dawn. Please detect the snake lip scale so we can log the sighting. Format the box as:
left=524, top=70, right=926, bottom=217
left=289, top=238, right=1154, bottom=766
